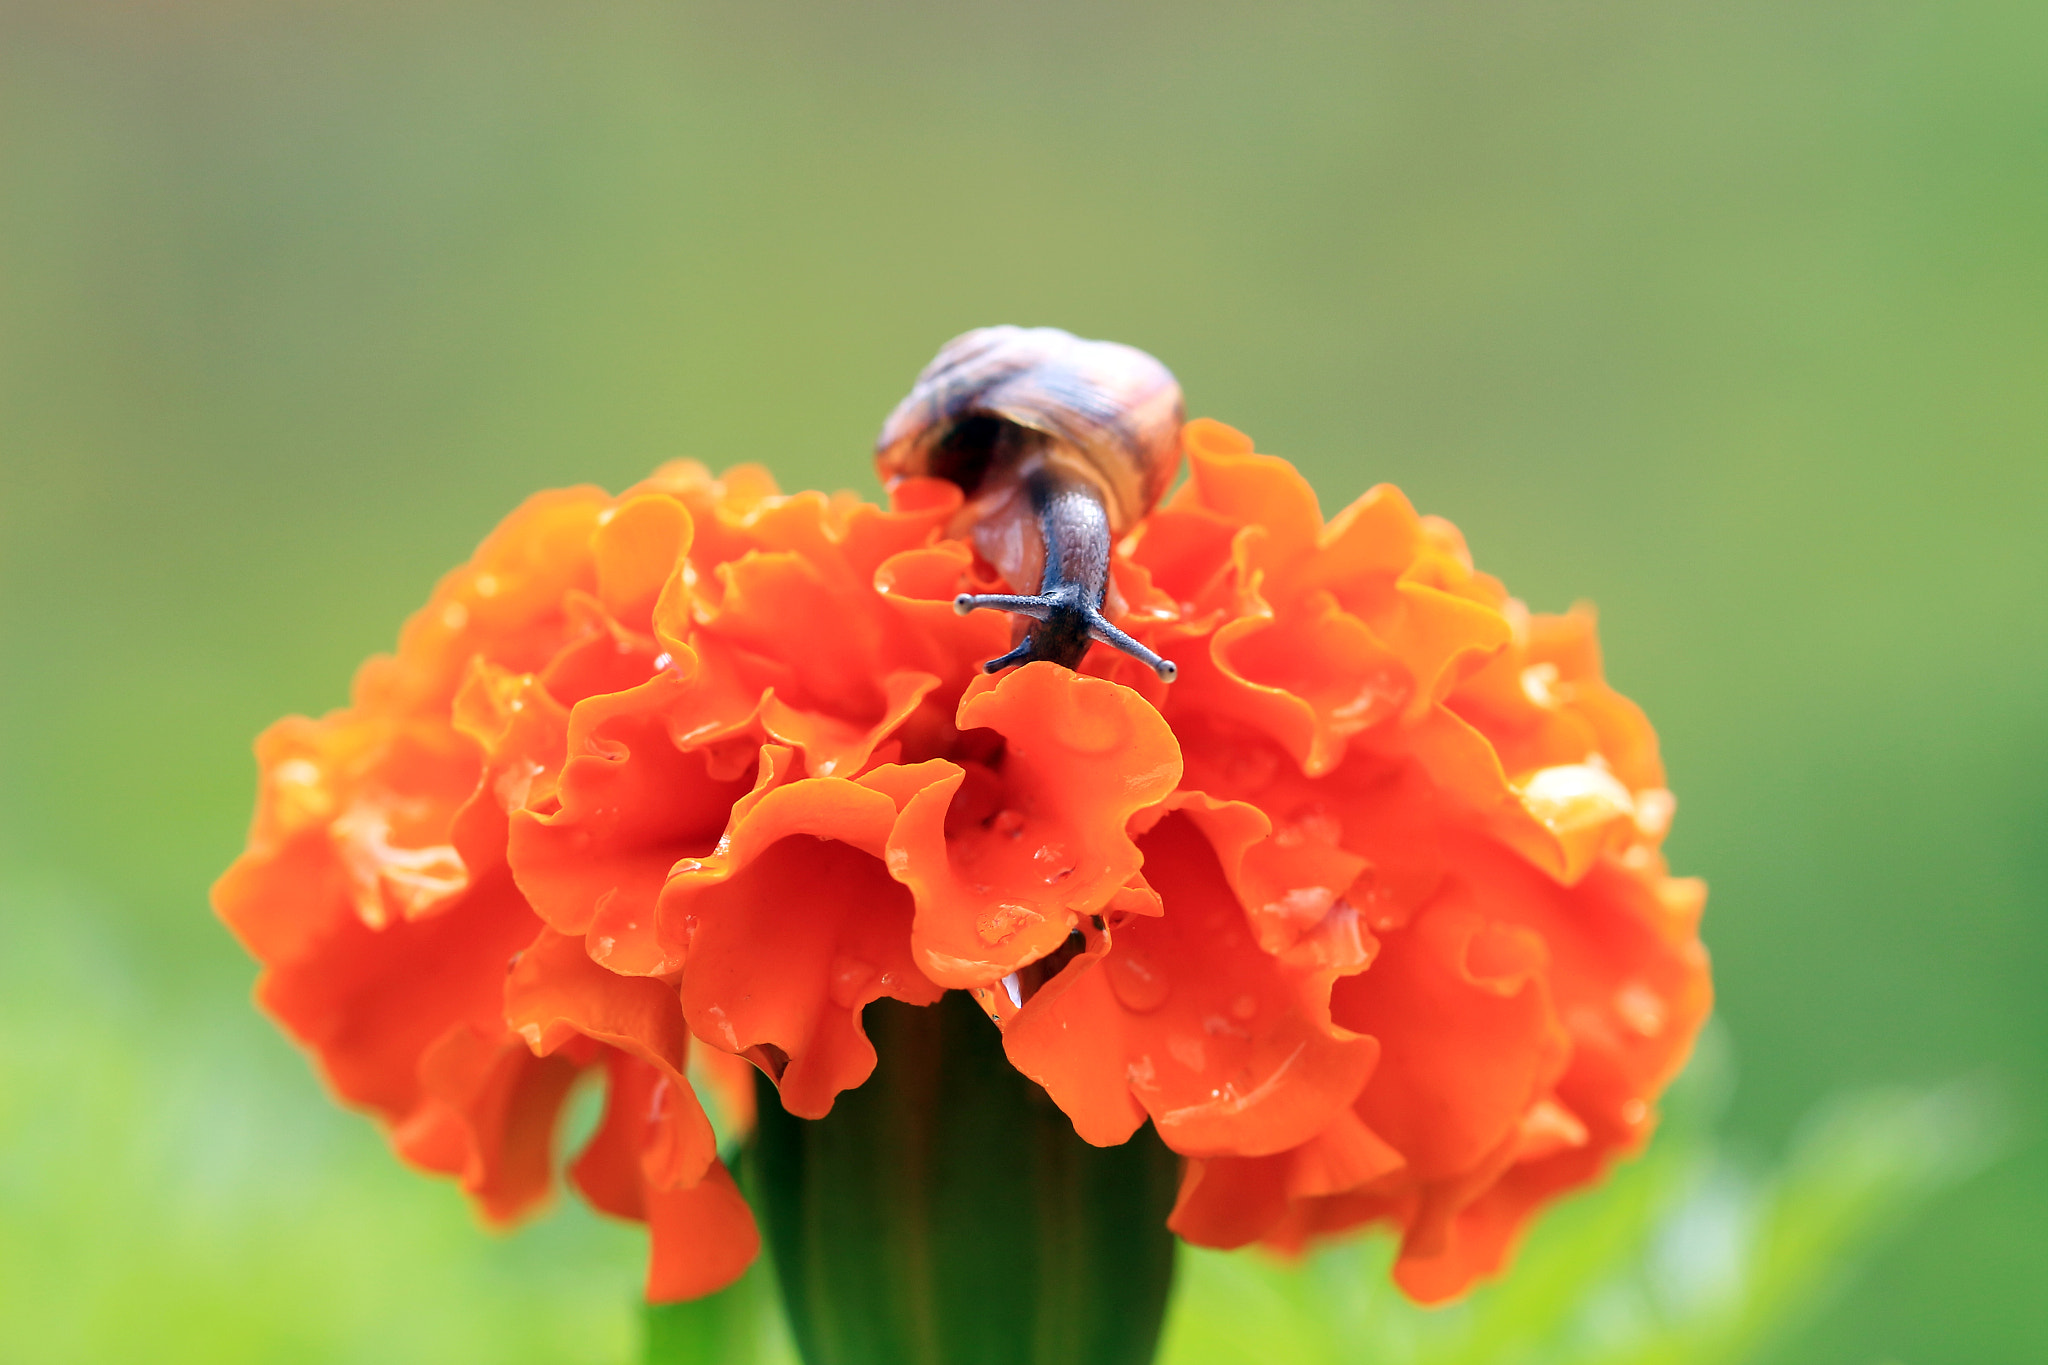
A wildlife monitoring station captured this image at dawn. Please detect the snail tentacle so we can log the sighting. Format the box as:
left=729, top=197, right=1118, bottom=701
left=953, top=592, right=1054, bottom=622
left=979, top=637, right=1039, bottom=674
left=1086, top=614, right=1178, bottom=684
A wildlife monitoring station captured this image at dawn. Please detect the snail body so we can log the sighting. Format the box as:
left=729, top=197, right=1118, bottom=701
left=875, top=326, right=1183, bottom=681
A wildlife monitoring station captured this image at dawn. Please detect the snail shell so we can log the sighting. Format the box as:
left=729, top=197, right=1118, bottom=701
left=875, top=326, right=1183, bottom=680
left=874, top=325, right=1184, bottom=540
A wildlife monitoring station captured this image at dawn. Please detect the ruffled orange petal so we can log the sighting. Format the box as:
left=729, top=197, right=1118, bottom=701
left=448, top=663, right=572, bottom=883
left=570, top=1050, right=666, bottom=1221
left=1335, top=896, right=1570, bottom=1184
left=504, top=927, right=721, bottom=1193
left=561, top=1046, right=761, bottom=1303
left=390, top=1020, right=582, bottom=1224
left=1004, top=809, right=1379, bottom=1156
left=538, top=592, right=667, bottom=707
left=1169, top=420, right=1324, bottom=583
left=677, top=489, right=969, bottom=760
left=364, top=488, right=613, bottom=716
left=1154, top=424, right=1516, bottom=778
left=666, top=767, right=946, bottom=1118
left=757, top=668, right=943, bottom=779
left=507, top=675, right=760, bottom=974
left=247, top=868, right=542, bottom=1121
left=1178, top=728, right=1449, bottom=938
left=644, top=1159, right=761, bottom=1302
left=219, top=712, right=483, bottom=941
left=873, top=540, right=1029, bottom=696
left=1446, top=837, right=1711, bottom=1151
left=1183, top=590, right=1411, bottom=779
left=1166, top=1153, right=1293, bottom=1247
left=886, top=664, right=1182, bottom=989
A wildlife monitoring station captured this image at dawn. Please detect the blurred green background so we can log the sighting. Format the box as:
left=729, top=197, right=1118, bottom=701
left=2, top=0, right=2043, bottom=1360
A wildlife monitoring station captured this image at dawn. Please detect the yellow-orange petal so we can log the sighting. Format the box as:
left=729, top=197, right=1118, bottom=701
left=1371, top=581, right=1513, bottom=724
left=369, top=488, right=612, bottom=716
left=1307, top=483, right=1425, bottom=599
left=593, top=493, right=694, bottom=626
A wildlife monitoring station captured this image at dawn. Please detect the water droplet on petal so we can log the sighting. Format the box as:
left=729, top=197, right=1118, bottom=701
left=1106, top=946, right=1171, bottom=1013
left=1615, top=980, right=1667, bottom=1037
left=828, top=954, right=876, bottom=1009
left=1521, top=661, right=1561, bottom=708
left=975, top=903, right=1043, bottom=945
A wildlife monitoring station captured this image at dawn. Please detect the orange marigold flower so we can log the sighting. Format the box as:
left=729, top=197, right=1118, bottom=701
left=217, top=399, right=1706, bottom=1307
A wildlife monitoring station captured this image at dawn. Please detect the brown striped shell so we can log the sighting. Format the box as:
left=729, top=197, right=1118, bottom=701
left=874, top=326, right=1184, bottom=536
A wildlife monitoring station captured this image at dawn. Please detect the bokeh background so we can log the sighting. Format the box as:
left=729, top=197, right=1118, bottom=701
left=3, top=1, right=2043, bottom=1360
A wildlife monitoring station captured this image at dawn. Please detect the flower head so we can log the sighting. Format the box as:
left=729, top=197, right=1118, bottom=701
left=216, top=419, right=1707, bottom=1303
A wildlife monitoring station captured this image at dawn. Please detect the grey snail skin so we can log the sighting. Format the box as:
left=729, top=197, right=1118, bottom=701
left=873, top=326, right=1183, bottom=682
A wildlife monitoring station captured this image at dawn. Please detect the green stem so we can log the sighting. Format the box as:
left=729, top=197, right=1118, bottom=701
left=749, top=992, right=1181, bottom=1365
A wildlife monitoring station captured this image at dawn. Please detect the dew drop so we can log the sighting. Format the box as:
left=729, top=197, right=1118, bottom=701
left=1167, top=1032, right=1207, bottom=1073
left=1615, top=980, right=1667, bottom=1038
left=975, top=903, right=1043, bottom=945
left=1106, top=947, right=1171, bottom=1013
left=828, top=954, right=876, bottom=1009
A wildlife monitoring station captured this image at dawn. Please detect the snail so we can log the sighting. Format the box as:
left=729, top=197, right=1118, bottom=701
left=875, top=326, right=1183, bottom=682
